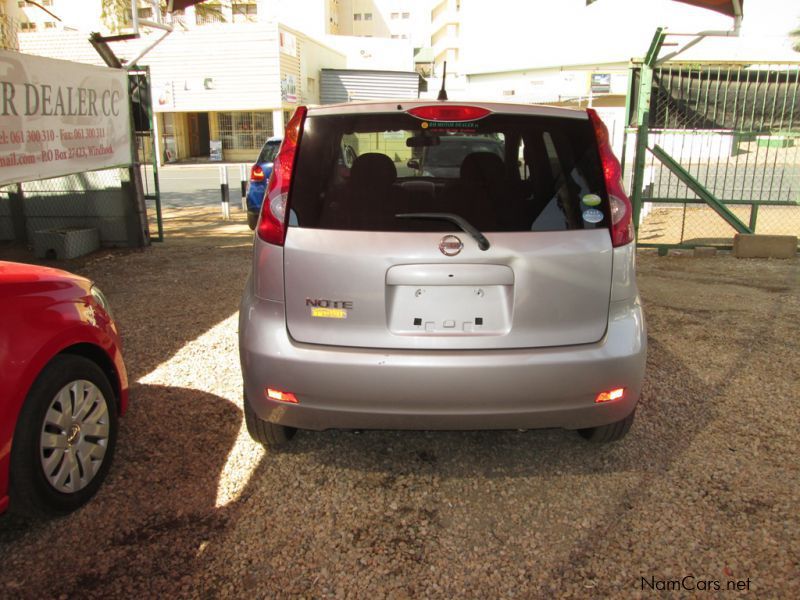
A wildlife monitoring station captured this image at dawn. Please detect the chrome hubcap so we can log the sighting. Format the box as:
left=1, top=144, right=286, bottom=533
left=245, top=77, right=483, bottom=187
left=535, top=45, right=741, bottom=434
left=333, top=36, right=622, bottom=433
left=40, top=380, right=110, bottom=494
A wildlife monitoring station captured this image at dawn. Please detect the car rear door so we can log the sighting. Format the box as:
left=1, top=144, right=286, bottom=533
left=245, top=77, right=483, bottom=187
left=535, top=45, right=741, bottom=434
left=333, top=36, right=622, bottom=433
left=278, top=105, right=620, bottom=350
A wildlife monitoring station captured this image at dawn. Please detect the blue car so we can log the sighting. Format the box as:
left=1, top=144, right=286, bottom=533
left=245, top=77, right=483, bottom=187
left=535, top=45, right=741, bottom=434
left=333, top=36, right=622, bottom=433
left=246, top=136, right=283, bottom=229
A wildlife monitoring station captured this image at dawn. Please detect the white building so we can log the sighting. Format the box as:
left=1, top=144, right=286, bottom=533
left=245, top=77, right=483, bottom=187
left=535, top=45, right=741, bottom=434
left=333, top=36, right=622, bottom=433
left=19, top=21, right=346, bottom=163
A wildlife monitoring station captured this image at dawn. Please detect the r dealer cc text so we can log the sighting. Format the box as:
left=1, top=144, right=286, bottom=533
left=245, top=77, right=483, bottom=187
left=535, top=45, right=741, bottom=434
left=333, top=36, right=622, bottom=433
left=0, top=82, right=121, bottom=118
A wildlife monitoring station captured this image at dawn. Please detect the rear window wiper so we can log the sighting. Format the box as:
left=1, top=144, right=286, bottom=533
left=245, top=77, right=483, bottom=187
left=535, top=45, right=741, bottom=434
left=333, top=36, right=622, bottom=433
left=395, top=213, right=491, bottom=251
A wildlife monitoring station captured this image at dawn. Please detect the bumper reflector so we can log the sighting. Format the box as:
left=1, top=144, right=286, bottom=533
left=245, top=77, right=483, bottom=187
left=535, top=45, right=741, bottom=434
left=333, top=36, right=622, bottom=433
left=266, top=388, right=299, bottom=403
left=595, top=387, right=625, bottom=403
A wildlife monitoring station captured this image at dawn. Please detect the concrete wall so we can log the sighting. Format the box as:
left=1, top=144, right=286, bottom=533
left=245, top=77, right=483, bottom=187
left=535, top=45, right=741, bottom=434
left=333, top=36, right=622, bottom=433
left=467, top=64, right=629, bottom=104
left=147, top=23, right=283, bottom=113
left=301, top=33, right=349, bottom=104
left=321, top=34, right=414, bottom=71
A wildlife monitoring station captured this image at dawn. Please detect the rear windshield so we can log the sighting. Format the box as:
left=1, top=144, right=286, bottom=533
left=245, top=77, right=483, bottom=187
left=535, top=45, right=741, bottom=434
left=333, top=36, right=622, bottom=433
left=289, top=112, right=608, bottom=233
left=257, top=141, right=281, bottom=163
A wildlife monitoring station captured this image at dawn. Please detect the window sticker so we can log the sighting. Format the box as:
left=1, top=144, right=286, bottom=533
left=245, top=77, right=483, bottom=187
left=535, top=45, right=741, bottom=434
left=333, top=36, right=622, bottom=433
left=582, top=193, right=602, bottom=207
left=420, top=121, right=480, bottom=133
left=582, top=208, right=603, bottom=224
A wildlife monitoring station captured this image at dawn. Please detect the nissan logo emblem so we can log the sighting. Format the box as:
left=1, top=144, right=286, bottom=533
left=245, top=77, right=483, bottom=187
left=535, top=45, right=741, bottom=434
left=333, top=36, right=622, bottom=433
left=439, top=235, right=463, bottom=256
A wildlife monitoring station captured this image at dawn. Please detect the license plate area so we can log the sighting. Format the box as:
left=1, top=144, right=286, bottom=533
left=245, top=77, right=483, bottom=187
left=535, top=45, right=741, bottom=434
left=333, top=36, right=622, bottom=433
left=386, top=284, right=512, bottom=336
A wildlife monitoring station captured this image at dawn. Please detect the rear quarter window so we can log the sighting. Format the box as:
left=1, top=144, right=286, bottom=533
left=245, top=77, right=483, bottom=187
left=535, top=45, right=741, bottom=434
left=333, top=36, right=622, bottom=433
left=257, top=141, right=281, bottom=163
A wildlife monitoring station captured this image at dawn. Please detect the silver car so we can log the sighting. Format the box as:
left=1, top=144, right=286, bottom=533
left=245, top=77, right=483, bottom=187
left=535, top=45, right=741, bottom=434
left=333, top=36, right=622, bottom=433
left=239, top=101, right=646, bottom=448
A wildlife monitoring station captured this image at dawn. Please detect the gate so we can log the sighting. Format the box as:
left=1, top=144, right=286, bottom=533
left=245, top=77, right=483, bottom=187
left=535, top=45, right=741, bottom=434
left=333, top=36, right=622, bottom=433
left=624, top=41, right=800, bottom=251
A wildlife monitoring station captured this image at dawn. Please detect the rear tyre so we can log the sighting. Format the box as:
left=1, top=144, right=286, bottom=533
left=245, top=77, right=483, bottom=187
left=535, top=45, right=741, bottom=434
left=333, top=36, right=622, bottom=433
left=243, top=392, right=296, bottom=449
left=578, top=409, right=635, bottom=443
left=247, top=211, right=258, bottom=230
left=9, top=354, right=118, bottom=517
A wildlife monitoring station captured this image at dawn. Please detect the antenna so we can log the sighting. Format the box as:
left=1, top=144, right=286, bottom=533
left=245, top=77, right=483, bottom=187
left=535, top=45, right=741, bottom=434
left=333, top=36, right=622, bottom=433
left=437, top=61, right=448, bottom=101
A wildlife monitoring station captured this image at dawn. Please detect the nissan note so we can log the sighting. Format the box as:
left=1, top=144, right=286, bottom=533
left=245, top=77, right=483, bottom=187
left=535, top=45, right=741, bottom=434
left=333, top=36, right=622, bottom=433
left=239, top=101, right=647, bottom=449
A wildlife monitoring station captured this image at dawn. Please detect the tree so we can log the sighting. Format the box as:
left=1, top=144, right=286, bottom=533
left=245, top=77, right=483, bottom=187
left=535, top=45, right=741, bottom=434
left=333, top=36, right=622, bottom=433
left=791, top=23, right=800, bottom=53
left=100, top=1, right=226, bottom=33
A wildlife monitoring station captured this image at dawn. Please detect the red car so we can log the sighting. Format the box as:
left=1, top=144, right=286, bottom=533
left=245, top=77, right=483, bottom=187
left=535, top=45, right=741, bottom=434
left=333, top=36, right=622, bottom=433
left=0, top=261, right=128, bottom=517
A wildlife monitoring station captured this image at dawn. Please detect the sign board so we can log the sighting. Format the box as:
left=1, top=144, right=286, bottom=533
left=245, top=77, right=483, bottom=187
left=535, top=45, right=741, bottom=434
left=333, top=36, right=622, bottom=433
left=0, top=50, right=132, bottom=186
left=279, top=31, right=297, bottom=57
left=209, top=140, right=223, bottom=161
left=590, top=73, right=611, bottom=94
left=281, top=74, right=298, bottom=104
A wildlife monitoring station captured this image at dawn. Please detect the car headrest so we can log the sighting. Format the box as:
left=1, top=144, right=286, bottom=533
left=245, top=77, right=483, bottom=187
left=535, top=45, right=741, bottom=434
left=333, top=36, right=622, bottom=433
left=460, top=152, right=505, bottom=186
left=350, top=153, right=397, bottom=188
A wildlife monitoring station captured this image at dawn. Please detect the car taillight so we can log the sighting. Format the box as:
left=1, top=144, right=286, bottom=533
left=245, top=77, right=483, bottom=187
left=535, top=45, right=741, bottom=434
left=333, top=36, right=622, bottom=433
left=407, top=105, right=491, bottom=122
left=257, top=106, right=307, bottom=245
left=250, top=165, right=264, bottom=182
left=587, top=108, right=634, bottom=247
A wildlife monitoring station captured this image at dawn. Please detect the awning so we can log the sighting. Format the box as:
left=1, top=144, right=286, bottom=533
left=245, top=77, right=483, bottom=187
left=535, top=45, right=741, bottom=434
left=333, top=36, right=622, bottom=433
left=672, top=0, right=743, bottom=18
left=586, top=1, right=743, bottom=18
left=170, top=0, right=208, bottom=11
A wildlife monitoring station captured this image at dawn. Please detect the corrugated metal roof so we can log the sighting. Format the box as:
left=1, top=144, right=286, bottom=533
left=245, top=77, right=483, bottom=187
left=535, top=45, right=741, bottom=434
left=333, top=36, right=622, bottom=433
left=320, top=69, right=421, bottom=104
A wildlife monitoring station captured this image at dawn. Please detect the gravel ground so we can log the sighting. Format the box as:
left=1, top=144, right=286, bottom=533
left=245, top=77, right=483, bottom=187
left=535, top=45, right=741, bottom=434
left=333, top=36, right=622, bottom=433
left=1, top=207, right=798, bottom=598
left=638, top=205, right=800, bottom=246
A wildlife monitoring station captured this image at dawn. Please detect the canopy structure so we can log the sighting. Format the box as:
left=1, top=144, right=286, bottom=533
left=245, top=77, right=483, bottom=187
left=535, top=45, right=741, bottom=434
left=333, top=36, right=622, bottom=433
left=673, top=0, right=743, bottom=18
left=170, top=0, right=211, bottom=10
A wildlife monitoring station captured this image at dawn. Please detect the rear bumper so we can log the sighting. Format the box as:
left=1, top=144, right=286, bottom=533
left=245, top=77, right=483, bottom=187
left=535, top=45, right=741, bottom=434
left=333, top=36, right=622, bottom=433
left=239, top=289, right=646, bottom=431
left=247, top=210, right=259, bottom=230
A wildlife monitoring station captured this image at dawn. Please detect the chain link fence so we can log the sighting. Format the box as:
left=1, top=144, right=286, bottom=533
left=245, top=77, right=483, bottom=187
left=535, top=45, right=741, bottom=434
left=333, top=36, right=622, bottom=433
left=626, top=63, right=800, bottom=248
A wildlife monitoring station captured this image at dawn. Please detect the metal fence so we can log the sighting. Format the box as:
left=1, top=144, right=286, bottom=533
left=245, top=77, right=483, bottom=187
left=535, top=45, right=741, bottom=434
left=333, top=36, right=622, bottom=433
left=624, top=61, right=800, bottom=250
left=0, top=168, right=140, bottom=251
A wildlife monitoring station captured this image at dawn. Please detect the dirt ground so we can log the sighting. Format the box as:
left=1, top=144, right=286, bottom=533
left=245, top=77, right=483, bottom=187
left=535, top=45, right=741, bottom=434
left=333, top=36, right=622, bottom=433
left=638, top=204, right=800, bottom=246
left=1, top=207, right=798, bottom=598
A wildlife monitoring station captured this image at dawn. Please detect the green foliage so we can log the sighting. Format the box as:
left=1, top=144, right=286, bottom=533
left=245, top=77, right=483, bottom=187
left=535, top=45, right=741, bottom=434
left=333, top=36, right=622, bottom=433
left=100, top=1, right=227, bottom=34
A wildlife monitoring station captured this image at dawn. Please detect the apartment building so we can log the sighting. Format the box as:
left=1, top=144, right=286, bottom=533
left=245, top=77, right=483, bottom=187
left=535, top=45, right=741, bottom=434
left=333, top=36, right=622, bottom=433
left=337, top=0, right=426, bottom=45
left=429, top=0, right=459, bottom=77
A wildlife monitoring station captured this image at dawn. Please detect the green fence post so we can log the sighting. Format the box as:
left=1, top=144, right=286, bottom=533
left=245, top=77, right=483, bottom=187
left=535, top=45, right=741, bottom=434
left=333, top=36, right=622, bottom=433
left=629, top=28, right=665, bottom=236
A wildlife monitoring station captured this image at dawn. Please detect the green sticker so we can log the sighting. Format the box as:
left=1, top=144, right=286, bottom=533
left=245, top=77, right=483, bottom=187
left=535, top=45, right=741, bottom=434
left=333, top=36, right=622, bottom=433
left=583, top=194, right=601, bottom=207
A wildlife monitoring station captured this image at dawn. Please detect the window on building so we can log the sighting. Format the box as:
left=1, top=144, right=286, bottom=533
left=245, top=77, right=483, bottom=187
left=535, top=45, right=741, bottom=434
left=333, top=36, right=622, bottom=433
left=402, top=12, right=410, bottom=18
left=353, top=13, right=361, bottom=21
left=196, top=2, right=225, bottom=25
left=138, top=6, right=153, bottom=19
left=401, top=34, right=408, bottom=39
left=44, top=21, right=56, bottom=29
left=391, top=34, right=399, bottom=39
left=391, top=12, right=399, bottom=19
left=232, top=2, right=258, bottom=23
left=161, top=7, right=185, bottom=23
left=17, top=1, right=27, bottom=7
left=161, top=113, right=177, bottom=162
left=590, top=73, right=611, bottom=94
left=364, top=13, right=373, bottom=21
left=41, top=0, right=53, bottom=5
left=217, top=112, right=274, bottom=151
left=20, top=22, right=37, bottom=31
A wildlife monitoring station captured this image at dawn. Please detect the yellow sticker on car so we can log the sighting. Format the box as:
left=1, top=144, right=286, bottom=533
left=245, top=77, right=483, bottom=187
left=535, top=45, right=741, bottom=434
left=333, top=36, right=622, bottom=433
left=311, top=307, right=348, bottom=319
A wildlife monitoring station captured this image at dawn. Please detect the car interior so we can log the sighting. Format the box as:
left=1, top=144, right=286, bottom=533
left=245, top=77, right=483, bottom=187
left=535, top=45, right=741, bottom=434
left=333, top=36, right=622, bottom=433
left=290, top=114, right=609, bottom=234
